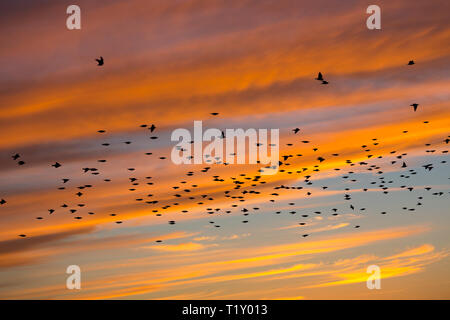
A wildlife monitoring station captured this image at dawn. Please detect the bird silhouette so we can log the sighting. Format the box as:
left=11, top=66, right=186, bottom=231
left=52, top=162, right=61, bottom=168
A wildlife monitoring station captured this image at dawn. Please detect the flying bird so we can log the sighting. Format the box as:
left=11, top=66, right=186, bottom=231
left=96, top=56, right=104, bottom=66
left=52, top=162, right=61, bottom=168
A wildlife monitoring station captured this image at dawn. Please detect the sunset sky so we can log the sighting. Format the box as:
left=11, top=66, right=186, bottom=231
left=0, top=0, right=449, bottom=299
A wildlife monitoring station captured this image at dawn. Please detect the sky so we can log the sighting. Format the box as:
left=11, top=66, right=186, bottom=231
left=0, top=0, right=449, bottom=299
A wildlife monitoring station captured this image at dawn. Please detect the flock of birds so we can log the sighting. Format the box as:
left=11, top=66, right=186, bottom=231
left=1, top=58, right=449, bottom=241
